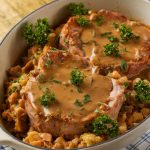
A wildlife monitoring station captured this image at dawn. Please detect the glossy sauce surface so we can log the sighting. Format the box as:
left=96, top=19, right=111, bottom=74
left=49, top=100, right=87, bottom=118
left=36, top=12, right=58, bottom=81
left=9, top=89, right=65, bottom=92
left=24, top=53, right=112, bottom=119
left=81, top=17, right=150, bottom=66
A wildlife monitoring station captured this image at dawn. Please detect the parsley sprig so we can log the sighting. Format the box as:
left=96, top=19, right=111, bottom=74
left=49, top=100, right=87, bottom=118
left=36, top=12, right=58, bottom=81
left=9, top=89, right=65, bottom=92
left=70, top=69, right=84, bottom=86
left=76, top=16, right=90, bottom=27
left=92, top=114, right=119, bottom=138
left=104, top=43, right=120, bottom=57
left=68, top=3, right=88, bottom=16
left=74, top=94, right=91, bottom=107
left=108, top=36, right=119, bottom=42
left=95, top=16, right=104, bottom=26
left=23, top=18, right=51, bottom=46
left=119, top=24, right=139, bottom=43
left=120, top=60, right=128, bottom=72
left=40, top=90, right=56, bottom=106
left=134, top=80, right=150, bottom=103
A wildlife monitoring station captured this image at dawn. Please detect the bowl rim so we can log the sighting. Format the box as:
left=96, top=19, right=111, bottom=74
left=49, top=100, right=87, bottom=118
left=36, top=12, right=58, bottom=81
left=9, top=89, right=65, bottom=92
left=0, top=0, right=150, bottom=150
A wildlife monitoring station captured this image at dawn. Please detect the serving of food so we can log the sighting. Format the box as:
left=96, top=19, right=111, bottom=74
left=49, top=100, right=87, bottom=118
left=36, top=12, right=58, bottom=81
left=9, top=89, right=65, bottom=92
left=1, top=1, right=150, bottom=150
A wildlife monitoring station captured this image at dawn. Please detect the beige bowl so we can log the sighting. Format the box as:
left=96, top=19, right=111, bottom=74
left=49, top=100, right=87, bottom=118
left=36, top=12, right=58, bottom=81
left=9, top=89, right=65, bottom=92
left=0, top=0, right=150, bottom=150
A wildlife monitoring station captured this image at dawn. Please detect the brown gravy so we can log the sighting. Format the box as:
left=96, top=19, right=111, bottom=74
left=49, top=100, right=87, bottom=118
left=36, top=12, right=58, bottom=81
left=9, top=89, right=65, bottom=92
left=81, top=18, right=150, bottom=66
left=24, top=53, right=112, bottom=120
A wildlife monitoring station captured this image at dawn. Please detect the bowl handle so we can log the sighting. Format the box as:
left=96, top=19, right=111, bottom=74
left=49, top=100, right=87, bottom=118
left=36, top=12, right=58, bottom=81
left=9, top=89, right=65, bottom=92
left=0, top=126, right=38, bottom=150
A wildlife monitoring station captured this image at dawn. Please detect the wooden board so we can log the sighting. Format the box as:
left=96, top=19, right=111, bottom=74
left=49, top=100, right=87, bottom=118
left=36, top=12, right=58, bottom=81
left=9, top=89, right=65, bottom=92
left=0, top=0, right=51, bottom=39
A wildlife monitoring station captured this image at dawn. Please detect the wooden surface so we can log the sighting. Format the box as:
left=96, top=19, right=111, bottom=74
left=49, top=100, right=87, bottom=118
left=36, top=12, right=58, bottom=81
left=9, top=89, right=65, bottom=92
left=0, top=0, right=51, bottom=40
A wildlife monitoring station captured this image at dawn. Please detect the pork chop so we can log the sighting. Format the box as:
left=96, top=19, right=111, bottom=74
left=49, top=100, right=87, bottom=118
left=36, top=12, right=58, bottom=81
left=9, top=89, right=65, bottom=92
left=59, top=9, right=150, bottom=78
left=22, top=48, right=125, bottom=139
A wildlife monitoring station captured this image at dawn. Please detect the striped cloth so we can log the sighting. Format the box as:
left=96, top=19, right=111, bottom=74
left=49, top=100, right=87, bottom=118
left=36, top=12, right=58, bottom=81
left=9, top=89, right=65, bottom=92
left=126, top=129, right=150, bottom=150
left=0, top=130, right=150, bottom=150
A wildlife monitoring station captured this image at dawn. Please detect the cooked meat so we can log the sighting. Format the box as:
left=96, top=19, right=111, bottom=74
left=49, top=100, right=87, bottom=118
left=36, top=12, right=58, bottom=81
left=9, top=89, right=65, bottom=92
left=59, top=16, right=84, bottom=56
left=22, top=48, right=125, bottom=139
left=59, top=9, right=150, bottom=78
left=3, top=4, right=150, bottom=149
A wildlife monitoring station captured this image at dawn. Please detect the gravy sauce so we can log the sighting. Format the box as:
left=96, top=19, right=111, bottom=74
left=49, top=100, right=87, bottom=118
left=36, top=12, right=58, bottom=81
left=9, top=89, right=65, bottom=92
left=81, top=17, right=150, bottom=66
left=24, top=55, right=112, bottom=119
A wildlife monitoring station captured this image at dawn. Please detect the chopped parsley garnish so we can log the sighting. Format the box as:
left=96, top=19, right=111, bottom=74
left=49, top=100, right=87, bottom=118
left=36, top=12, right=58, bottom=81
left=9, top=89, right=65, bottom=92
left=112, top=22, right=119, bottom=29
left=120, top=60, right=128, bottom=72
left=74, top=94, right=91, bottom=107
left=68, top=3, right=88, bottom=16
left=76, top=16, right=90, bottom=27
left=70, top=69, right=84, bottom=86
left=8, top=86, right=18, bottom=95
left=44, top=59, right=53, bottom=68
left=40, top=91, right=56, bottom=106
left=38, top=74, right=45, bottom=83
left=51, top=47, right=57, bottom=51
left=119, top=24, right=139, bottom=43
left=48, top=78, right=62, bottom=84
left=52, top=79, right=62, bottom=84
left=64, top=38, right=69, bottom=45
left=124, top=82, right=129, bottom=88
left=100, top=32, right=112, bottom=37
left=104, top=43, right=120, bottom=57
left=108, top=36, right=119, bottom=42
left=83, top=94, right=91, bottom=104
left=74, top=99, right=83, bottom=107
left=77, top=87, right=82, bottom=93
left=134, top=80, right=150, bottom=103
left=95, top=16, right=104, bottom=26
left=92, top=114, right=119, bottom=138
left=38, top=86, right=49, bottom=93
left=23, top=18, right=51, bottom=46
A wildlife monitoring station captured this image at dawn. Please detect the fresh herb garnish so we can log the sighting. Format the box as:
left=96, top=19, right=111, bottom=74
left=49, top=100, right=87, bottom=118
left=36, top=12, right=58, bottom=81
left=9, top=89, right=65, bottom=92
left=134, top=80, right=150, bottom=103
left=95, top=16, right=104, bottom=26
left=92, top=114, right=119, bottom=138
left=74, top=94, right=91, bottom=107
left=68, top=3, right=88, bottom=16
left=38, top=86, right=49, bottom=93
left=38, top=74, right=45, bottom=83
left=108, top=36, right=119, bottom=42
left=83, top=94, right=91, bottom=104
left=8, top=86, right=18, bottom=95
left=48, top=79, right=62, bottom=84
left=40, top=91, right=56, bottom=106
left=100, top=32, right=112, bottom=37
left=120, top=60, right=127, bottom=72
left=112, top=22, right=119, bottom=29
left=70, top=69, right=84, bottom=86
left=74, top=99, right=83, bottom=107
left=52, top=80, right=62, bottom=84
left=76, top=16, right=90, bottom=27
left=124, top=82, right=129, bottom=88
left=104, top=43, right=120, bottom=57
left=119, top=24, right=139, bottom=43
left=64, top=38, right=69, bottom=45
left=77, top=86, right=82, bottom=93
left=44, top=59, right=53, bottom=68
left=23, top=18, right=51, bottom=46
left=51, top=47, right=57, bottom=51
